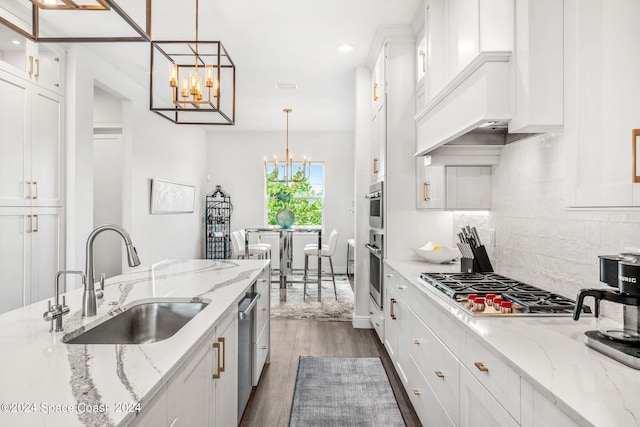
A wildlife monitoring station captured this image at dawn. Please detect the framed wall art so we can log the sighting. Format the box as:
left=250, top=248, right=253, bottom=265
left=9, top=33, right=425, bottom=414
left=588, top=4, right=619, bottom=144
left=150, top=179, right=196, bottom=214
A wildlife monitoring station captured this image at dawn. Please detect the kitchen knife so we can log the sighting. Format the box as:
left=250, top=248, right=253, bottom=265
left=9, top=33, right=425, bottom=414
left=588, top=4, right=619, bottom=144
left=471, top=227, right=482, bottom=247
left=460, top=227, right=470, bottom=243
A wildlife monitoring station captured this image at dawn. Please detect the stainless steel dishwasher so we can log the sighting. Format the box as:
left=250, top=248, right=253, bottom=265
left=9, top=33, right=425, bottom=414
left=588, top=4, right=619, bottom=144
left=238, top=290, right=260, bottom=421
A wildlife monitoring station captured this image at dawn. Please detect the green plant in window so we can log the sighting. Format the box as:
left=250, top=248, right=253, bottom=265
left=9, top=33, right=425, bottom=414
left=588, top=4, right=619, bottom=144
left=266, top=168, right=322, bottom=226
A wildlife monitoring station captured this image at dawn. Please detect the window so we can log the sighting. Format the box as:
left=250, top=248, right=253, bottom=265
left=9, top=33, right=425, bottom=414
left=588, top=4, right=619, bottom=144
left=265, top=164, right=324, bottom=226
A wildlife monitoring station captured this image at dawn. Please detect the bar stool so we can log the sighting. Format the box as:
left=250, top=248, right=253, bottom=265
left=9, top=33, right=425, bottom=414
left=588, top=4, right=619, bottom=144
left=231, top=230, right=269, bottom=259
left=239, top=229, right=271, bottom=259
left=303, top=230, right=339, bottom=300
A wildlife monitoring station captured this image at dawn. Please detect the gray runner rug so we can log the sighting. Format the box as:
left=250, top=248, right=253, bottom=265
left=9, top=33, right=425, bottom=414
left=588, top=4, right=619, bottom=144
left=289, top=356, right=405, bottom=426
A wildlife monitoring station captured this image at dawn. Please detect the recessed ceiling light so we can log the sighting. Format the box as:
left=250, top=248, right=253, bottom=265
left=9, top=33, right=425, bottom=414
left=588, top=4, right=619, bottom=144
left=11, top=40, right=20, bottom=45
left=337, top=44, right=354, bottom=53
left=275, top=83, right=298, bottom=90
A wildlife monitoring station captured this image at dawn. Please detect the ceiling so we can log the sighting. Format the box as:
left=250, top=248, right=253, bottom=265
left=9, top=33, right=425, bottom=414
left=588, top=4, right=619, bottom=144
left=2, top=0, right=422, bottom=131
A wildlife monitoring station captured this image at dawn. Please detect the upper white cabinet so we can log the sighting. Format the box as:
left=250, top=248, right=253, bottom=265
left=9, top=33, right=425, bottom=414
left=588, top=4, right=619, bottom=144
left=371, top=46, right=387, bottom=183
left=416, top=161, right=491, bottom=210
left=415, top=0, right=563, bottom=156
left=0, top=69, right=63, bottom=208
left=0, top=25, right=64, bottom=94
left=564, top=0, right=640, bottom=207
left=509, top=0, right=563, bottom=133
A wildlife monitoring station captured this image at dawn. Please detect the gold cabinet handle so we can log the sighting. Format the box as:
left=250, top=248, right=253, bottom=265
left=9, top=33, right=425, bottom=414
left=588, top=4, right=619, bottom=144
left=27, top=214, right=33, bottom=233
left=33, top=214, right=39, bottom=233
left=412, top=338, right=420, bottom=345
left=385, top=274, right=393, bottom=278
left=412, top=388, right=420, bottom=396
left=212, top=337, right=226, bottom=378
left=373, top=158, right=379, bottom=174
left=26, top=181, right=33, bottom=199
left=435, top=371, right=445, bottom=379
left=34, top=58, right=40, bottom=78
left=390, top=298, right=397, bottom=320
left=219, top=337, right=225, bottom=373
left=423, top=182, right=430, bottom=201
left=373, top=83, right=378, bottom=101
left=396, top=285, right=405, bottom=291
left=419, top=51, right=427, bottom=73
left=33, top=181, right=38, bottom=199
left=375, top=322, right=380, bottom=327
left=474, top=362, right=489, bottom=372
left=259, top=345, right=268, bottom=350
left=28, top=56, right=34, bottom=76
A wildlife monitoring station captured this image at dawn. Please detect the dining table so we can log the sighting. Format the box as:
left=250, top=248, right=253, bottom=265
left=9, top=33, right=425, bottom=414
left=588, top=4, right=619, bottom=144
left=244, top=226, right=322, bottom=302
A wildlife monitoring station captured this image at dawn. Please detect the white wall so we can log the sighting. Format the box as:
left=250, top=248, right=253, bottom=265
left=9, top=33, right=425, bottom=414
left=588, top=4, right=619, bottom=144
left=205, top=130, right=355, bottom=272
left=454, top=133, right=640, bottom=299
left=66, top=45, right=208, bottom=278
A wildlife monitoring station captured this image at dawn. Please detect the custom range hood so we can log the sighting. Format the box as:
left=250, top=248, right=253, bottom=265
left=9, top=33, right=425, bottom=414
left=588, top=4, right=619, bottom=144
left=414, top=52, right=536, bottom=163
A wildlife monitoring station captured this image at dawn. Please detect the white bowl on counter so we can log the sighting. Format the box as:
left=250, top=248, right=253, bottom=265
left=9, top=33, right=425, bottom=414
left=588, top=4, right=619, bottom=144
left=414, top=242, right=461, bottom=264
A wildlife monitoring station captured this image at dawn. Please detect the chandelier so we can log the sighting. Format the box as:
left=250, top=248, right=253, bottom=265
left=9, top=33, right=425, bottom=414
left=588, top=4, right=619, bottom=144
left=149, top=0, right=236, bottom=125
left=264, top=109, right=310, bottom=184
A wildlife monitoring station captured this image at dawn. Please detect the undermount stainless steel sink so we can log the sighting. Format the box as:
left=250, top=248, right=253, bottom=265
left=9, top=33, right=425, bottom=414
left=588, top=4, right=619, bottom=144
left=62, top=298, right=210, bottom=345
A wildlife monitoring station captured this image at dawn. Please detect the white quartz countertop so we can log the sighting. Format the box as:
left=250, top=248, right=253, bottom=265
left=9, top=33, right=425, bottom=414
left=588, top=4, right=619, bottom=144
left=0, top=259, right=269, bottom=427
left=386, top=258, right=640, bottom=427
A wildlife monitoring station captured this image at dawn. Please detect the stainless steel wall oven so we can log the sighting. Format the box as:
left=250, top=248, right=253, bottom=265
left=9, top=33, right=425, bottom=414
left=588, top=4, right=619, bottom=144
left=366, top=230, right=384, bottom=309
left=366, top=181, right=383, bottom=229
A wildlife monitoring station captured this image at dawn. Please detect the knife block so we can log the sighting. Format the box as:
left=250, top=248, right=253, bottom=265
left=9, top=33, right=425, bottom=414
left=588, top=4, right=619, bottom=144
left=460, top=245, right=494, bottom=273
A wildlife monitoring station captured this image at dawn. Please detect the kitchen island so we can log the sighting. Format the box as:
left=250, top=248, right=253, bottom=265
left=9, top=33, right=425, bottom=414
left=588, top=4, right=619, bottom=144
left=0, top=259, right=269, bottom=427
left=386, top=259, right=640, bottom=427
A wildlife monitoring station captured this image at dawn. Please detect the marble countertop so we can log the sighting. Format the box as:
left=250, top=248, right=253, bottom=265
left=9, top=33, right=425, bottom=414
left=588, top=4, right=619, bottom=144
left=0, top=259, right=269, bottom=427
left=386, top=258, right=640, bottom=427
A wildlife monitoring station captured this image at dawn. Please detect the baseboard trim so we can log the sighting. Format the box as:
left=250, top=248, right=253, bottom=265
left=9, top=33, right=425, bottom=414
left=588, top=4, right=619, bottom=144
left=352, top=316, right=373, bottom=329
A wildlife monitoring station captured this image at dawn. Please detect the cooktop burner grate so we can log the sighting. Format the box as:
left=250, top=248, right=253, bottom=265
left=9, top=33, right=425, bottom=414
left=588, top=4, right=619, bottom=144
left=419, top=272, right=592, bottom=315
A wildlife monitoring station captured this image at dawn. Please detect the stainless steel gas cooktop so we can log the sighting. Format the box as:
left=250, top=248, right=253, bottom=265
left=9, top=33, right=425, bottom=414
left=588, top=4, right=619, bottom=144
left=419, top=272, right=592, bottom=317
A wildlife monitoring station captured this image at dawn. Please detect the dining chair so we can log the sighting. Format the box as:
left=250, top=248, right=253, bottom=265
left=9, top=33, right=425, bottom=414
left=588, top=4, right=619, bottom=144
left=239, top=229, right=272, bottom=259
left=303, top=229, right=339, bottom=300
left=231, top=230, right=269, bottom=259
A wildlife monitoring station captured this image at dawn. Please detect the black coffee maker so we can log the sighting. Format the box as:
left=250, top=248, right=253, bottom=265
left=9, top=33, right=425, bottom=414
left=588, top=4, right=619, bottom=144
left=574, top=254, right=640, bottom=369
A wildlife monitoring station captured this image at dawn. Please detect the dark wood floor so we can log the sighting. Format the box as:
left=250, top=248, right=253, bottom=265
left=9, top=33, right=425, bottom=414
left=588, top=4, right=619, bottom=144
left=240, top=319, right=422, bottom=427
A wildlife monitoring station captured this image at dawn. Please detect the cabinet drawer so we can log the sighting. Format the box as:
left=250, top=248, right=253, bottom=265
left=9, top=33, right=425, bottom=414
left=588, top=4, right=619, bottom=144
left=255, top=277, right=270, bottom=333
left=405, top=352, right=455, bottom=427
left=253, top=321, right=270, bottom=385
left=462, top=331, right=520, bottom=421
left=407, top=315, right=460, bottom=426
left=369, top=298, right=384, bottom=343
left=387, top=270, right=461, bottom=355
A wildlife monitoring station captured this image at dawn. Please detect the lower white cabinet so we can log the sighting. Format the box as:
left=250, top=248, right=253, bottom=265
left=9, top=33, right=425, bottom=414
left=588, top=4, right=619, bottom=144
left=520, top=380, right=579, bottom=427
left=369, top=297, right=384, bottom=343
left=253, top=269, right=271, bottom=385
left=459, top=366, right=519, bottom=427
left=383, top=262, right=578, bottom=427
left=0, top=206, right=63, bottom=314
left=128, top=307, right=238, bottom=427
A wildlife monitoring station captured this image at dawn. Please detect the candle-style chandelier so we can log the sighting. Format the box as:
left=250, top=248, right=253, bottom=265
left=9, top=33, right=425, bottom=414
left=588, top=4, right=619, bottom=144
left=149, top=0, right=236, bottom=125
left=264, top=109, right=311, bottom=184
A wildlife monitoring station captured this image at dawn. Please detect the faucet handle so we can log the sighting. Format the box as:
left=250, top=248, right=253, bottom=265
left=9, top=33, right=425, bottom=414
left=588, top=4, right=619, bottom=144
left=95, top=273, right=106, bottom=299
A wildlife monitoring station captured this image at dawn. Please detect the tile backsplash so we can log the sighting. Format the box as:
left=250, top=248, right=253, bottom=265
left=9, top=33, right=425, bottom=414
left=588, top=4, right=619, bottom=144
left=453, top=133, right=640, bottom=299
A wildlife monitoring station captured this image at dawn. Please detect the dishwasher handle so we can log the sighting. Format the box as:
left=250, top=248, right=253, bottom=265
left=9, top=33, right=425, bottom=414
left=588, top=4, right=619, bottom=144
left=238, top=292, right=260, bottom=320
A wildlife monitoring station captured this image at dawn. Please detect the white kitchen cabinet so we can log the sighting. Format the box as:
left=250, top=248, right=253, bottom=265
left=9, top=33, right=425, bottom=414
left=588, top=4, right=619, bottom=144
left=416, top=162, right=491, bottom=210
left=509, top=0, right=563, bottom=133
left=370, top=45, right=387, bottom=184
left=128, top=384, right=169, bottom=427
left=213, top=307, right=238, bottom=427
left=253, top=268, right=270, bottom=385
left=0, top=26, right=64, bottom=94
left=416, top=161, right=445, bottom=209
left=0, top=69, right=63, bottom=208
left=383, top=278, right=400, bottom=362
left=564, top=0, right=640, bottom=207
left=521, top=379, right=579, bottom=427
left=0, top=206, right=63, bottom=313
left=405, top=353, right=456, bottom=427
left=445, top=166, right=491, bottom=209
left=460, top=365, right=519, bottom=427
left=368, top=297, right=384, bottom=343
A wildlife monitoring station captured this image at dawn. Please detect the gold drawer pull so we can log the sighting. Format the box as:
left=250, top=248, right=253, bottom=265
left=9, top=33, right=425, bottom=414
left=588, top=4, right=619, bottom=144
left=435, top=371, right=445, bottom=379
left=474, top=362, right=489, bottom=372
left=262, top=307, right=267, bottom=311
left=212, top=342, right=221, bottom=379
left=260, top=345, right=268, bottom=350
left=373, top=83, right=378, bottom=101
left=412, top=388, right=420, bottom=396
left=385, top=274, right=393, bottom=278
left=35, top=58, right=40, bottom=78
left=390, top=298, right=397, bottom=320
left=412, top=338, right=420, bottom=345
left=375, top=322, right=380, bottom=327
left=28, top=56, right=34, bottom=76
